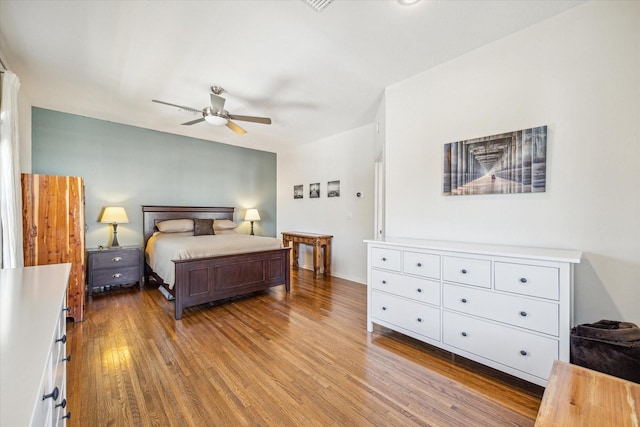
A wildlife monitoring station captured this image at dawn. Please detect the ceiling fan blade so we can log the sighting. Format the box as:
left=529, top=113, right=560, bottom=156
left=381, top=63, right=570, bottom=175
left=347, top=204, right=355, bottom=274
left=182, top=118, right=205, bottom=126
left=152, top=99, right=202, bottom=114
left=228, top=114, right=272, bottom=125
left=226, top=120, right=247, bottom=135
left=210, top=93, right=226, bottom=113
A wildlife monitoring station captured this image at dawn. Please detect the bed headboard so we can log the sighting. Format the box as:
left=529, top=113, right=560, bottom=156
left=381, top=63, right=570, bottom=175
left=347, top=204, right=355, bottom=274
left=142, top=205, right=235, bottom=247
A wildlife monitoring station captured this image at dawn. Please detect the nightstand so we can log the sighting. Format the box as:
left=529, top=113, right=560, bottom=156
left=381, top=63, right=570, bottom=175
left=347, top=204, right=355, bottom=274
left=86, top=246, right=143, bottom=295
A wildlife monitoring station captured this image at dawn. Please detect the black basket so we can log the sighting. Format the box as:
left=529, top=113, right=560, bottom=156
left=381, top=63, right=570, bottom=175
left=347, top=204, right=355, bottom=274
left=570, top=320, right=640, bottom=383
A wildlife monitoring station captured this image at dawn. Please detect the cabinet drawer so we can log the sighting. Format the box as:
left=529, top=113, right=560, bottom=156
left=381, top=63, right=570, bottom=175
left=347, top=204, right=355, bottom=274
left=371, top=290, right=440, bottom=341
left=443, top=311, right=558, bottom=380
left=443, top=256, right=491, bottom=288
left=370, top=247, right=401, bottom=271
left=495, top=262, right=559, bottom=300
left=91, top=266, right=141, bottom=286
left=91, top=249, right=140, bottom=269
left=371, top=269, right=439, bottom=306
left=443, top=284, right=559, bottom=335
left=403, top=251, right=440, bottom=279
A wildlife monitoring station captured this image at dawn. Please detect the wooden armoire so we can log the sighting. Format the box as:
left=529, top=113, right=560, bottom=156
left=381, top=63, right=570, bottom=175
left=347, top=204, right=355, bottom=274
left=22, top=173, right=86, bottom=322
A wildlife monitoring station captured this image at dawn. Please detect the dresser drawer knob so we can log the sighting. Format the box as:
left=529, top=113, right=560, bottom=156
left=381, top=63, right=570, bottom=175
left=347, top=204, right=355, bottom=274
left=416, top=262, right=422, bottom=267
left=62, top=355, right=71, bottom=363
left=112, top=273, right=122, bottom=278
left=62, top=412, right=71, bottom=420
left=520, top=311, right=528, bottom=317
left=43, top=386, right=60, bottom=401
left=382, top=306, right=387, bottom=311
left=63, top=306, right=71, bottom=313
left=520, top=350, right=528, bottom=356
left=382, top=257, right=387, bottom=262
left=520, top=277, right=528, bottom=283
left=417, top=288, right=422, bottom=293
left=56, top=334, right=67, bottom=344
left=417, top=318, right=422, bottom=322
left=56, top=399, right=67, bottom=409
left=461, top=269, right=468, bottom=274
left=112, top=256, right=122, bottom=262
left=381, top=280, right=387, bottom=285
left=461, top=298, right=468, bottom=303
left=461, top=331, right=468, bottom=337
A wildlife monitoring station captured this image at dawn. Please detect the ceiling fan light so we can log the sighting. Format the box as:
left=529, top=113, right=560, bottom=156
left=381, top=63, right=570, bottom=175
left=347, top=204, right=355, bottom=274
left=204, top=114, right=228, bottom=126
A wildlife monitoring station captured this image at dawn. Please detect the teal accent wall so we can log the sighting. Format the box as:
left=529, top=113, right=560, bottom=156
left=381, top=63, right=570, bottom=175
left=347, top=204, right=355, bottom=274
left=32, top=107, right=277, bottom=249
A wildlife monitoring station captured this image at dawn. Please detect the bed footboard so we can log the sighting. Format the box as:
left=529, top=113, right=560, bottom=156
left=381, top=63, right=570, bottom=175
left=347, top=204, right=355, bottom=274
left=173, top=247, right=291, bottom=319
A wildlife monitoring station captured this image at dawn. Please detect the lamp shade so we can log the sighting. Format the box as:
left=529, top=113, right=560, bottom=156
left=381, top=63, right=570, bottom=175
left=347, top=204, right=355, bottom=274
left=244, top=209, right=260, bottom=221
left=99, top=206, right=129, bottom=224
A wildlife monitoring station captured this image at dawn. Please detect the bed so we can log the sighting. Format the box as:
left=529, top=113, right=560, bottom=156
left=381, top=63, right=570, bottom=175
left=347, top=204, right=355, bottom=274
left=143, top=205, right=290, bottom=319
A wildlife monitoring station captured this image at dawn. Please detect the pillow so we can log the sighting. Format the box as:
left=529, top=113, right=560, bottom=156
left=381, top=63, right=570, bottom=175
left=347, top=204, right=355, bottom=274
left=156, top=219, right=194, bottom=233
left=194, top=218, right=215, bottom=236
left=214, top=228, right=237, bottom=235
left=213, top=219, right=238, bottom=230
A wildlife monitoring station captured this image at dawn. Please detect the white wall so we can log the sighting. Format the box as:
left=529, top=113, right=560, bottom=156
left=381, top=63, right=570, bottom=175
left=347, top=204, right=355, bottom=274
left=277, top=124, right=376, bottom=283
left=384, top=1, right=640, bottom=325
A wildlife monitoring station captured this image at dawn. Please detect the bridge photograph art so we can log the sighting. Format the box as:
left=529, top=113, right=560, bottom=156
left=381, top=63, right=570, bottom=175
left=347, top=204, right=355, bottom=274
left=443, top=126, right=547, bottom=196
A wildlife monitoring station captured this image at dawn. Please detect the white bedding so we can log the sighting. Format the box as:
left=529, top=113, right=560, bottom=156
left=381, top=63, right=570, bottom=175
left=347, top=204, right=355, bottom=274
left=145, top=231, right=283, bottom=288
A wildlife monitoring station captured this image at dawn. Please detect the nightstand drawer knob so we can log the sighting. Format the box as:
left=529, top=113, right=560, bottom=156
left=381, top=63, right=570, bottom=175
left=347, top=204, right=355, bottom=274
left=112, top=257, right=122, bottom=262
left=43, top=387, right=60, bottom=401
left=56, top=334, right=67, bottom=344
left=112, top=273, right=122, bottom=278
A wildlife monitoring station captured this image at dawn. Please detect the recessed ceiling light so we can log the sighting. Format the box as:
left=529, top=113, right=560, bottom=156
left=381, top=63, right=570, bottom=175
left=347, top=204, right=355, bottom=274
left=397, top=0, right=420, bottom=5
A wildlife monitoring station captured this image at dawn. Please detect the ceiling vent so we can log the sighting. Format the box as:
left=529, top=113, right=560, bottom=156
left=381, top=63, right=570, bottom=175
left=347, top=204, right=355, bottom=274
left=303, top=0, right=333, bottom=12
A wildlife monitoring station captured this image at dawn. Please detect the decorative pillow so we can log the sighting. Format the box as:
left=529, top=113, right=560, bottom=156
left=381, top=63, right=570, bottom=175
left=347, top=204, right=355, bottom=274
left=213, top=219, right=238, bottom=230
left=156, top=219, right=194, bottom=233
left=194, top=218, right=215, bottom=236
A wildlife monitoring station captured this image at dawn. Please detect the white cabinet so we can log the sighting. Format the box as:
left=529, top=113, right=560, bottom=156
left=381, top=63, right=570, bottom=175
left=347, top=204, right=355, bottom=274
left=0, top=264, right=71, bottom=427
left=366, top=238, right=581, bottom=387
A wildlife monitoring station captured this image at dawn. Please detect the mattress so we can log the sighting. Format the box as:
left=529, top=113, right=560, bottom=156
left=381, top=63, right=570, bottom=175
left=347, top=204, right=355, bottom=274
left=145, top=231, right=283, bottom=288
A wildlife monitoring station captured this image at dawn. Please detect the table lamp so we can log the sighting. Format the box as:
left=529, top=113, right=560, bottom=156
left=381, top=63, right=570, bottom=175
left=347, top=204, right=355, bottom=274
left=99, top=206, right=129, bottom=248
left=244, top=209, right=260, bottom=235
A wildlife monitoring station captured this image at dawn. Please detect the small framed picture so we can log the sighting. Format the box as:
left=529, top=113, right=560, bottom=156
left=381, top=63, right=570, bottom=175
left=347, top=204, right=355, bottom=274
left=293, top=185, right=303, bottom=199
left=309, top=183, right=320, bottom=198
left=327, top=180, right=340, bottom=197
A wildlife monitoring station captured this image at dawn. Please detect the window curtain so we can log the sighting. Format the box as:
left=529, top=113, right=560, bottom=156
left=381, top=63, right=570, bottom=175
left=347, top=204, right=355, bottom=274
left=0, top=70, right=24, bottom=268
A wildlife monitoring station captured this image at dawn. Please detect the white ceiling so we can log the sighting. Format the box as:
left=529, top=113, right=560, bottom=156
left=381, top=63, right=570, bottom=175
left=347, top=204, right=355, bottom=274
left=0, top=0, right=583, bottom=153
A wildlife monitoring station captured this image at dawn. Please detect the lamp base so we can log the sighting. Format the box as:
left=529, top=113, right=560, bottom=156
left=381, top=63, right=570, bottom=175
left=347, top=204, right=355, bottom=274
left=250, top=221, right=255, bottom=236
left=110, top=223, right=121, bottom=248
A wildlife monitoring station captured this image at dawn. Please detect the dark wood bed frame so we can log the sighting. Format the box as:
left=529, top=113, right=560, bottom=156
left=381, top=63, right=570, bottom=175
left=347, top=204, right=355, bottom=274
left=142, top=206, right=290, bottom=319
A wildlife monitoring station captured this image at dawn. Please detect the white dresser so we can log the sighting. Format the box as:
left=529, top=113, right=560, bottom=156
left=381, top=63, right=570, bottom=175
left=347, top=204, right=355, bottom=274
left=366, top=238, right=581, bottom=386
left=0, top=263, right=72, bottom=426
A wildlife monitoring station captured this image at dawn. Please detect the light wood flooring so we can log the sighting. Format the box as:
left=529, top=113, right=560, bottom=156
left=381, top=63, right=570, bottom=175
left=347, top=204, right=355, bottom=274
left=66, top=269, right=543, bottom=426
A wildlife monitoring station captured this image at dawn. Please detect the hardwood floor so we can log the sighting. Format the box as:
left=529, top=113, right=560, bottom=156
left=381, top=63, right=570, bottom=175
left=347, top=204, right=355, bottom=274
left=66, top=269, right=543, bottom=426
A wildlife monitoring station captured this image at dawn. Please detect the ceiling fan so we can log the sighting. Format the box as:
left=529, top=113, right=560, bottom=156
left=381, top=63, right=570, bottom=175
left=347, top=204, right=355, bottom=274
left=152, top=86, right=271, bottom=135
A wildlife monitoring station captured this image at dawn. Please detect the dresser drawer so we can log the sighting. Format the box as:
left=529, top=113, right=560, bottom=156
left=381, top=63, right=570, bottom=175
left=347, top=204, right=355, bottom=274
left=91, top=266, right=141, bottom=286
left=371, top=269, right=439, bottom=306
left=443, top=284, right=559, bottom=335
left=371, top=290, right=440, bottom=341
left=443, top=256, right=491, bottom=288
left=370, top=247, right=401, bottom=271
left=443, top=311, right=558, bottom=380
left=403, top=251, right=440, bottom=279
left=91, top=249, right=140, bottom=269
left=494, top=262, right=559, bottom=300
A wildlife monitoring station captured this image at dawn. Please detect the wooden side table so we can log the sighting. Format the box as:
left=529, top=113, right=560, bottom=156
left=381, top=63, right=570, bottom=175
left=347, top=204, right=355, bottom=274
left=86, top=246, right=143, bottom=295
left=281, top=232, right=332, bottom=278
left=535, top=360, right=640, bottom=426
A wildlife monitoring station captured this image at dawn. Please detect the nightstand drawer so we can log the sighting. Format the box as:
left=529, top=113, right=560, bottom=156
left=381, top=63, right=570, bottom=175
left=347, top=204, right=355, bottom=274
left=91, top=265, right=141, bottom=286
left=91, top=250, right=139, bottom=268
